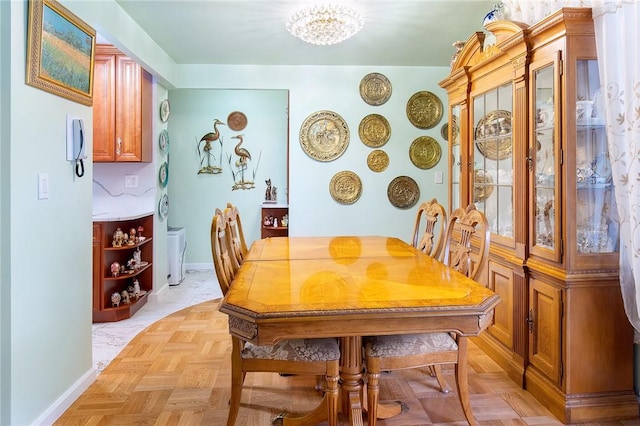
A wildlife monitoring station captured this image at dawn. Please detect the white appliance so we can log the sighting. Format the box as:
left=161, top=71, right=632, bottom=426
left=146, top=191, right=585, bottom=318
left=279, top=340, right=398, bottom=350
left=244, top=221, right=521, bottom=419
left=167, top=226, right=186, bottom=285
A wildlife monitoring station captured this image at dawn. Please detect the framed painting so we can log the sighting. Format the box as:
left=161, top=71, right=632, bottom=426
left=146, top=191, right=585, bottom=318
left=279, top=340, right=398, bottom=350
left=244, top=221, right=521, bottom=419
left=26, top=0, right=96, bottom=106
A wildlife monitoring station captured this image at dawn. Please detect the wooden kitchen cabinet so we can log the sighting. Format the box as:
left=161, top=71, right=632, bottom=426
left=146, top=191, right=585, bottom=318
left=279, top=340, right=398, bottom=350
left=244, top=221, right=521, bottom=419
left=93, top=44, right=152, bottom=162
left=440, top=8, right=635, bottom=422
left=93, top=214, right=153, bottom=322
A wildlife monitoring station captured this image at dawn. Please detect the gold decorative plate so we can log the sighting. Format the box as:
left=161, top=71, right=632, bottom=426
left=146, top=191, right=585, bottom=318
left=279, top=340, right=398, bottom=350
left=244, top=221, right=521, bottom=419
left=474, top=110, right=512, bottom=160
left=409, top=136, right=441, bottom=169
left=406, top=91, right=443, bottom=129
left=227, top=111, right=247, bottom=131
left=441, top=122, right=449, bottom=141
left=329, top=171, right=362, bottom=205
left=359, top=73, right=392, bottom=106
left=387, top=176, right=420, bottom=209
left=358, top=114, right=391, bottom=147
left=300, top=110, right=350, bottom=162
left=451, top=116, right=460, bottom=145
left=367, top=149, right=389, bottom=173
left=474, top=169, right=494, bottom=203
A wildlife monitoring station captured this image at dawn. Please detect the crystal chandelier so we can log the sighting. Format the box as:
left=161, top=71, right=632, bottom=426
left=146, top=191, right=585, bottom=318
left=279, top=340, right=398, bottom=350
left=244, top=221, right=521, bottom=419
left=286, top=4, right=364, bottom=46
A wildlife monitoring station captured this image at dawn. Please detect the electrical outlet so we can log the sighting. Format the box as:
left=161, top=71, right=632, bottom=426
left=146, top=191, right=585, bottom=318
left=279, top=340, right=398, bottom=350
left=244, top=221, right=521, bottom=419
left=125, top=175, right=139, bottom=188
left=434, top=171, right=443, bottom=184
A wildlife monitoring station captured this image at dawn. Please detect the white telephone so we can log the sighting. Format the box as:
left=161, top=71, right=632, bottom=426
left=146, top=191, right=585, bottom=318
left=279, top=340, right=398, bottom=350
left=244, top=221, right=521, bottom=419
left=66, top=116, right=86, bottom=177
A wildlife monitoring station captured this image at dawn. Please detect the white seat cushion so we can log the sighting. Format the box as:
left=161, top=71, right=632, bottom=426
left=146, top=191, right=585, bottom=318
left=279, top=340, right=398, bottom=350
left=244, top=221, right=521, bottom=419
left=365, top=333, right=457, bottom=358
left=243, top=338, right=340, bottom=361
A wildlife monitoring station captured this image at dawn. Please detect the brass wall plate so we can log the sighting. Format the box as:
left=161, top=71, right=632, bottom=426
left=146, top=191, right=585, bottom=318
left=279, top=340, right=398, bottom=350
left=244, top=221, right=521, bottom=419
left=300, top=110, right=350, bottom=162
left=359, top=72, right=392, bottom=106
left=359, top=114, right=391, bottom=148
left=388, top=176, right=420, bottom=209
left=409, top=136, right=441, bottom=169
left=406, top=91, right=443, bottom=129
left=367, top=149, right=389, bottom=173
left=329, top=171, right=362, bottom=205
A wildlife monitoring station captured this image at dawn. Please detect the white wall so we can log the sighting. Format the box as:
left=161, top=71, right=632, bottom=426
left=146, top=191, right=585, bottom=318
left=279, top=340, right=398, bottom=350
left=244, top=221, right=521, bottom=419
left=4, top=2, right=94, bottom=424
left=176, top=65, right=451, bottom=264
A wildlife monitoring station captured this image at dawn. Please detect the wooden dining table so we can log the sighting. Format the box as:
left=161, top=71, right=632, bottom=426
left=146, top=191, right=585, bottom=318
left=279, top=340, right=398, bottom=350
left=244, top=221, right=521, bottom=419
left=219, top=236, right=501, bottom=425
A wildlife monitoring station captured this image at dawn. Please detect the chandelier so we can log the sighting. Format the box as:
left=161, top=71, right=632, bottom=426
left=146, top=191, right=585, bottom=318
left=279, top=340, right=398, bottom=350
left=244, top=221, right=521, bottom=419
left=286, top=4, right=364, bottom=46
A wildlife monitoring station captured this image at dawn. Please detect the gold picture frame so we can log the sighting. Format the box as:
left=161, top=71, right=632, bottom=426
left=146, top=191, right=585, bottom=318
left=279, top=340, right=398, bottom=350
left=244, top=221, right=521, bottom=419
left=26, top=0, right=96, bottom=106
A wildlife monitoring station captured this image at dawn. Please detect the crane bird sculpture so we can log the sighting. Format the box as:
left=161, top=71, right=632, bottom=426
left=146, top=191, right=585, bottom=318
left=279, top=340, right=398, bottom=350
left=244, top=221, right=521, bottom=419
left=227, top=134, right=260, bottom=190
left=197, top=119, right=225, bottom=174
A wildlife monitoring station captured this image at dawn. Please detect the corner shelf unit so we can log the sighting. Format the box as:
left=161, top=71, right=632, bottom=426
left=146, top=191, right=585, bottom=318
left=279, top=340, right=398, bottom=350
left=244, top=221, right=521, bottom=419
left=261, top=204, right=288, bottom=238
left=93, top=213, right=153, bottom=322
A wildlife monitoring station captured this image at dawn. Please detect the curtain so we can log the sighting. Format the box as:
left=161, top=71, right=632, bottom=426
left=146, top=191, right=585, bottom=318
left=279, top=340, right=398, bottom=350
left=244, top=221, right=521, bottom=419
left=591, top=0, right=640, bottom=342
left=501, top=0, right=640, bottom=342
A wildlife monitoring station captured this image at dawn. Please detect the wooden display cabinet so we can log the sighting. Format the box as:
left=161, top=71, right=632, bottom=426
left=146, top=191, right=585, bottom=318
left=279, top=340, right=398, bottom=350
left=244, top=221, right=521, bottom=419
left=440, top=8, right=636, bottom=423
left=93, top=44, right=152, bottom=162
left=261, top=204, right=288, bottom=238
left=93, top=214, right=153, bottom=322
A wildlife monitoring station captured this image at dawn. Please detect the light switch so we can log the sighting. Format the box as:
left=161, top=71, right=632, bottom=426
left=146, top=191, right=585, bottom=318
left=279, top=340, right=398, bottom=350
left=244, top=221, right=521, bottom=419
left=434, top=171, right=443, bottom=184
left=38, top=173, right=49, bottom=200
left=125, top=175, right=139, bottom=188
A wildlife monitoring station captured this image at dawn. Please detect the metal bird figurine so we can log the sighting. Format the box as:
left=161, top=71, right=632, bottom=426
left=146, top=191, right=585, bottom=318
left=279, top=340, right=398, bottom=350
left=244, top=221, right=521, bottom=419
left=232, top=134, right=252, bottom=166
left=198, top=119, right=225, bottom=174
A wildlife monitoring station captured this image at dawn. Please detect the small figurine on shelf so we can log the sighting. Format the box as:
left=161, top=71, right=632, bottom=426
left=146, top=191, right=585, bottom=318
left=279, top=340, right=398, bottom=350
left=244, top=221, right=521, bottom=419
left=111, top=292, right=121, bottom=307
left=281, top=214, right=289, bottom=227
left=263, top=215, right=273, bottom=227
left=111, top=261, right=121, bottom=277
left=120, top=290, right=131, bottom=304
left=133, top=279, right=141, bottom=299
left=112, top=228, right=124, bottom=247
left=273, top=218, right=278, bottom=228
left=137, top=226, right=145, bottom=242
left=128, top=227, right=137, bottom=245
left=265, top=179, right=278, bottom=203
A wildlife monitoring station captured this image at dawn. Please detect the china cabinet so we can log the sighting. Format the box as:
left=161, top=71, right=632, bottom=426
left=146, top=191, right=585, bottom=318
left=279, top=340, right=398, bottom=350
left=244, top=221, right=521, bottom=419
left=440, top=8, right=635, bottom=423
left=93, top=44, right=152, bottom=162
left=261, top=204, right=288, bottom=238
left=93, top=214, right=153, bottom=322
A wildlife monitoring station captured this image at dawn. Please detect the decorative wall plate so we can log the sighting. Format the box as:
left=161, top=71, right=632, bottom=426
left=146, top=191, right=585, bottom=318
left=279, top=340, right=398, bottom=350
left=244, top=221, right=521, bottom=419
left=329, top=171, right=362, bottom=205
left=159, top=162, right=169, bottom=188
left=474, top=110, right=512, bottom=160
left=409, top=136, right=441, bottom=169
left=451, top=116, right=460, bottom=145
left=160, top=99, right=170, bottom=123
left=473, top=169, right=494, bottom=203
left=227, top=111, right=247, bottom=131
left=358, top=114, right=391, bottom=148
left=359, top=72, right=392, bottom=106
left=300, top=110, right=350, bottom=162
left=158, top=193, right=169, bottom=220
left=387, top=176, right=420, bottom=209
left=158, top=129, right=169, bottom=154
left=406, top=91, right=443, bottom=129
left=367, top=149, right=389, bottom=173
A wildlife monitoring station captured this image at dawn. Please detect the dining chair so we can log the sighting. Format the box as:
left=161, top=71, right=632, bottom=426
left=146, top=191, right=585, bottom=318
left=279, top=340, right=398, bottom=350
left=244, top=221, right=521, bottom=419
left=225, top=202, right=248, bottom=271
left=210, top=209, right=340, bottom=426
left=364, top=203, right=490, bottom=426
left=411, top=198, right=448, bottom=258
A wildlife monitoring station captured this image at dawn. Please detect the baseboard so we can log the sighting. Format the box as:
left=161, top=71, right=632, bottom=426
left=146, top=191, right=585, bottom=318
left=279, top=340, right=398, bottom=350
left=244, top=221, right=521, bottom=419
left=33, top=367, right=97, bottom=425
left=185, top=263, right=213, bottom=271
left=149, top=280, right=169, bottom=302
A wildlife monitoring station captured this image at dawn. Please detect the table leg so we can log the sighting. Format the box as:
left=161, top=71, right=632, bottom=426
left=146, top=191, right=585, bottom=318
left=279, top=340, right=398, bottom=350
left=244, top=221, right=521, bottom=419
left=455, top=336, right=477, bottom=426
left=340, top=336, right=364, bottom=426
left=280, top=394, right=329, bottom=426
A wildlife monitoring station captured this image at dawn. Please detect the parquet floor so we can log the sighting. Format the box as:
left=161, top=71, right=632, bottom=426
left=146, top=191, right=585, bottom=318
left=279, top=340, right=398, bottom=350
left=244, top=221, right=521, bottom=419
left=56, top=298, right=640, bottom=425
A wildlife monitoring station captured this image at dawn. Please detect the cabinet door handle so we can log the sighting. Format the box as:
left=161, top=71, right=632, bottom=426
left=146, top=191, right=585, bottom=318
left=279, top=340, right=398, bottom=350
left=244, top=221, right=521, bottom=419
left=527, top=309, right=534, bottom=332
left=116, top=137, right=122, bottom=155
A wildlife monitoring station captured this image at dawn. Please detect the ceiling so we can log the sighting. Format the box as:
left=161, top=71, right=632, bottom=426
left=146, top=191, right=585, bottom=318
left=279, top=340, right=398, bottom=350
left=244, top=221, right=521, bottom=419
left=113, top=0, right=496, bottom=67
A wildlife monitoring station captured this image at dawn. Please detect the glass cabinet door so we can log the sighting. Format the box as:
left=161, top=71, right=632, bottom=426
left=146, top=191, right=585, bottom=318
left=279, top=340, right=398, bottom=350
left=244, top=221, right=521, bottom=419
left=450, top=104, right=461, bottom=212
left=472, top=83, right=514, bottom=241
left=575, top=59, right=618, bottom=255
left=531, top=63, right=559, bottom=258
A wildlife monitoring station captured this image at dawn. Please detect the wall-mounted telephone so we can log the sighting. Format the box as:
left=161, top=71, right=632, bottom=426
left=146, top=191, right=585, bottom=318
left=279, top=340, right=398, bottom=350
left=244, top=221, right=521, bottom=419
left=66, top=116, right=86, bottom=177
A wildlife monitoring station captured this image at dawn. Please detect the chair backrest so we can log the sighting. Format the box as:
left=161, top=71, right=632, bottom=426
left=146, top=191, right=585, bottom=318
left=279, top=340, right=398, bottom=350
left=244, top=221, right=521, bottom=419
left=440, top=203, right=490, bottom=280
left=226, top=202, right=248, bottom=269
left=412, top=198, right=448, bottom=258
left=210, top=208, right=236, bottom=296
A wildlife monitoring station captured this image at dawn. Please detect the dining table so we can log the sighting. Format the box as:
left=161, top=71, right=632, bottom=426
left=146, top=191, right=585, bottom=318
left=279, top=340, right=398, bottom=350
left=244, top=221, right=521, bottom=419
left=218, top=236, right=501, bottom=425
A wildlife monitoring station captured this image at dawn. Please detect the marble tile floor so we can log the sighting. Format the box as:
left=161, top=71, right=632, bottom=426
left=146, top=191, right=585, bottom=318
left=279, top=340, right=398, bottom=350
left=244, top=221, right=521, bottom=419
left=92, top=269, right=223, bottom=374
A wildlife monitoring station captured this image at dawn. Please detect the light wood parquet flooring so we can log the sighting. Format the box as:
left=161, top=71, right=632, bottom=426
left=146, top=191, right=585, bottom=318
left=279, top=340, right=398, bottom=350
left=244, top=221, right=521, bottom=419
left=55, top=299, right=640, bottom=425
